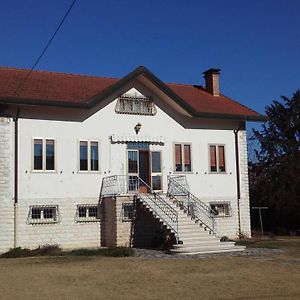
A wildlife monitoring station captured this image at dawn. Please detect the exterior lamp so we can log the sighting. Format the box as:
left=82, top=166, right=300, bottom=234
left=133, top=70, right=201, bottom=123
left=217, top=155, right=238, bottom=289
left=134, top=123, right=142, bottom=135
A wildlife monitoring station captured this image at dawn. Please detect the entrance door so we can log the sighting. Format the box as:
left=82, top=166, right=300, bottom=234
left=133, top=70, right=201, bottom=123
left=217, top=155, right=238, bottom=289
left=127, top=147, right=150, bottom=193
left=138, top=150, right=150, bottom=192
left=127, top=143, right=162, bottom=193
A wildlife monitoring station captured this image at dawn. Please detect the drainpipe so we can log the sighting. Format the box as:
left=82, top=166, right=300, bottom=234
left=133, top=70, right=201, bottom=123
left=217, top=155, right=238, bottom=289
left=13, top=109, right=20, bottom=248
left=234, top=124, right=243, bottom=239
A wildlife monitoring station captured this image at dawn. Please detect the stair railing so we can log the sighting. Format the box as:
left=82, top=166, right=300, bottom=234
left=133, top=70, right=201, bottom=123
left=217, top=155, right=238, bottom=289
left=100, top=175, right=179, bottom=241
left=167, top=175, right=217, bottom=234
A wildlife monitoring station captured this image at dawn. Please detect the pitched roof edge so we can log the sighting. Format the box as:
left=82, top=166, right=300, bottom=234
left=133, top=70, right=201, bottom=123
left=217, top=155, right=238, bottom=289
left=0, top=65, right=266, bottom=122
left=194, top=111, right=267, bottom=122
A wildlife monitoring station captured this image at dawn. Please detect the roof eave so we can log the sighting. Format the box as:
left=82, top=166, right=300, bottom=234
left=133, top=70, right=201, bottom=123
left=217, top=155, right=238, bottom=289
left=194, top=111, right=267, bottom=122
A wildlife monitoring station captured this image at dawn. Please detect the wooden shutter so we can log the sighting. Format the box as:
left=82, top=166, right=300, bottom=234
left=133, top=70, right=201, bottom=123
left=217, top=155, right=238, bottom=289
left=184, top=145, right=191, bottom=164
left=210, top=145, right=217, bottom=171
left=175, top=144, right=182, bottom=165
left=218, top=146, right=225, bottom=171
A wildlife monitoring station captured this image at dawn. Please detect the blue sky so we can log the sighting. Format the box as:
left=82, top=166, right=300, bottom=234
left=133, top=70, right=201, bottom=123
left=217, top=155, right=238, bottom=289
left=1, top=0, right=299, bottom=138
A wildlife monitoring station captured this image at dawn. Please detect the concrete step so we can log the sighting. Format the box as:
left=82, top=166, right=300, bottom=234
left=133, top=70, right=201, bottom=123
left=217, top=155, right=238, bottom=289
left=171, top=246, right=246, bottom=255
left=179, top=240, right=236, bottom=247
left=179, top=236, right=221, bottom=242
left=172, top=244, right=245, bottom=253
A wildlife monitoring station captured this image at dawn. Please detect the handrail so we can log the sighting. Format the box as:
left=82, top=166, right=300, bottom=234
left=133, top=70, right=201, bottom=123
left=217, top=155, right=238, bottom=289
left=167, top=175, right=216, bottom=234
left=100, top=175, right=179, bottom=240
left=136, top=177, right=178, bottom=238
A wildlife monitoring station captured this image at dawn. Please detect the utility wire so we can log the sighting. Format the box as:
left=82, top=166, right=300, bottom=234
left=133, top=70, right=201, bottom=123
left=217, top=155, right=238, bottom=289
left=11, top=0, right=78, bottom=100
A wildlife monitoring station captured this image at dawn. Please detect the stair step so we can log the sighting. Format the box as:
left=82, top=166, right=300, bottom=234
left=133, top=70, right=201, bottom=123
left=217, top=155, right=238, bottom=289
left=172, top=244, right=245, bottom=252
left=171, top=246, right=246, bottom=255
left=176, top=241, right=236, bottom=247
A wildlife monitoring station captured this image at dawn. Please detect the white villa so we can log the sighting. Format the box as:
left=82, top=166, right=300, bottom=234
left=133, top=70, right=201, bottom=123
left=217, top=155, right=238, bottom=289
left=0, top=66, right=264, bottom=254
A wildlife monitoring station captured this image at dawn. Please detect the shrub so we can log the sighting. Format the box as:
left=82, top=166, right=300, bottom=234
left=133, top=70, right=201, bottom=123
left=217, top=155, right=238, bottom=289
left=1, top=246, right=135, bottom=259
left=69, top=247, right=135, bottom=257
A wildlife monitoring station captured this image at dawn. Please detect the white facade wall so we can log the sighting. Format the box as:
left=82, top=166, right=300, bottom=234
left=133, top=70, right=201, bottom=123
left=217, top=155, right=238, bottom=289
left=0, top=118, right=14, bottom=253
left=0, top=86, right=252, bottom=252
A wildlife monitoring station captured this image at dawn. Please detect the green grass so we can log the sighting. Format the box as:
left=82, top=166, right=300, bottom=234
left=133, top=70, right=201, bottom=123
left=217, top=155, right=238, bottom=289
left=236, top=236, right=300, bottom=250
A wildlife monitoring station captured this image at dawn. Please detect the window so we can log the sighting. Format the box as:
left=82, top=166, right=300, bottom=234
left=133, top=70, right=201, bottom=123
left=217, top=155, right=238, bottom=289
left=209, top=145, right=226, bottom=173
left=210, top=202, right=231, bottom=217
left=28, top=205, right=59, bottom=224
left=79, top=141, right=99, bottom=171
left=115, top=96, right=156, bottom=115
left=75, top=205, right=100, bottom=222
left=33, top=139, right=55, bottom=171
left=174, top=143, right=192, bottom=172
left=122, top=203, right=134, bottom=222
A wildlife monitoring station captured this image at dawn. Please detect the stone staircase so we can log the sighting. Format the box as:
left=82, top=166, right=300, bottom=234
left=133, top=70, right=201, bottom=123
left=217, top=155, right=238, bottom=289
left=161, top=194, right=245, bottom=255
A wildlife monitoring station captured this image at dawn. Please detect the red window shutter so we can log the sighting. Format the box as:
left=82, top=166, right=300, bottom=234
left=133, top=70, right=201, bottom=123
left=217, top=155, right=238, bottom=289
left=218, top=146, right=225, bottom=169
left=175, top=144, right=182, bottom=165
left=184, top=145, right=191, bottom=164
left=210, top=145, right=216, bottom=168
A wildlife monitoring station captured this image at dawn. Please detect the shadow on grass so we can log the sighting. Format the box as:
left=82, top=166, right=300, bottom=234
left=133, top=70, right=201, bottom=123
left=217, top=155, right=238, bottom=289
left=236, top=236, right=300, bottom=251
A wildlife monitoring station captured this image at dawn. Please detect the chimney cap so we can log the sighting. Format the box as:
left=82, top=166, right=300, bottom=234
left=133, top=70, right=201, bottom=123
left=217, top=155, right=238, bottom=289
left=203, top=68, right=221, bottom=76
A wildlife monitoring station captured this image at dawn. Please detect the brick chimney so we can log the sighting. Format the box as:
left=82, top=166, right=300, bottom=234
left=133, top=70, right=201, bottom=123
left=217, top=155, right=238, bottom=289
left=203, top=68, right=220, bottom=96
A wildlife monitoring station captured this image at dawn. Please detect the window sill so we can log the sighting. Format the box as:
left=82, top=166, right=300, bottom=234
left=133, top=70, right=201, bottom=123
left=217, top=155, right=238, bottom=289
left=208, top=171, right=227, bottom=175
left=28, top=220, right=58, bottom=225
left=31, top=170, right=57, bottom=174
left=75, top=218, right=100, bottom=223
left=77, top=171, right=101, bottom=174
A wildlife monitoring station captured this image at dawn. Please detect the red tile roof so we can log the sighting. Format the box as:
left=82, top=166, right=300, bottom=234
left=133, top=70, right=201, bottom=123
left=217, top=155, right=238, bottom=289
left=0, top=66, right=264, bottom=120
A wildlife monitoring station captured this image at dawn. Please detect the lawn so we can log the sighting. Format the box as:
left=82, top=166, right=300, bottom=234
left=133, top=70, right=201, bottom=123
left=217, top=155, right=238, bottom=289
left=0, top=237, right=299, bottom=300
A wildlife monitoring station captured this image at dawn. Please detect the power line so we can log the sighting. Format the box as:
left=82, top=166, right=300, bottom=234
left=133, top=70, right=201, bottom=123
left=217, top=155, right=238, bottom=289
left=11, top=0, right=78, bottom=100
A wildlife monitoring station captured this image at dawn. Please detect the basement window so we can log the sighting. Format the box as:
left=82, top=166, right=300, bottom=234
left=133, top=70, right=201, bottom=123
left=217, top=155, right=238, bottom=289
left=75, top=205, right=100, bottom=222
left=115, top=96, right=156, bottom=115
left=210, top=202, right=231, bottom=217
left=28, top=205, right=59, bottom=224
left=122, top=203, right=134, bottom=222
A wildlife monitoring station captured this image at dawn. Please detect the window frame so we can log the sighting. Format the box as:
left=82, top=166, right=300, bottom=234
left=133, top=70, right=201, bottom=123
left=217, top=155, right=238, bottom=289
left=209, top=202, right=231, bottom=217
left=173, top=143, right=193, bottom=173
left=75, top=204, right=100, bottom=222
left=122, top=203, right=134, bottom=222
left=27, top=205, right=59, bottom=224
left=208, top=144, right=227, bottom=174
left=32, top=137, right=57, bottom=172
left=78, top=140, right=100, bottom=173
left=150, top=150, right=163, bottom=191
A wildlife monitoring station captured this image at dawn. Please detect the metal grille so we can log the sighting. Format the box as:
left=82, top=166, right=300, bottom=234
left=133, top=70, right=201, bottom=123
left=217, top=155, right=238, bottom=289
left=75, top=204, right=100, bottom=222
left=27, top=205, right=59, bottom=224
left=115, top=96, right=157, bottom=116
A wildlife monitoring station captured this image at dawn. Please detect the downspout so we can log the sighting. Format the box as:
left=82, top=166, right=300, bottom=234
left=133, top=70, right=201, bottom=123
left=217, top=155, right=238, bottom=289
left=13, top=108, right=20, bottom=248
left=234, top=124, right=243, bottom=239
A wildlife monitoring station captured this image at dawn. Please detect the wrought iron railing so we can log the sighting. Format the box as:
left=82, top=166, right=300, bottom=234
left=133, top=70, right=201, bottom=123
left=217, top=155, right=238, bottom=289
left=100, top=175, right=179, bottom=240
left=167, top=175, right=217, bottom=234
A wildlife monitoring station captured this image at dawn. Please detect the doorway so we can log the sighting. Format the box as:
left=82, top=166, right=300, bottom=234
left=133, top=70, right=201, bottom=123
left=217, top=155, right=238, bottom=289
left=127, top=143, right=162, bottom=192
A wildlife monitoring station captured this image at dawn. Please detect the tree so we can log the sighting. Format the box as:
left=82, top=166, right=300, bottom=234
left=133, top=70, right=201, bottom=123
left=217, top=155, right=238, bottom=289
left=250, top=90, right=300, bottom=232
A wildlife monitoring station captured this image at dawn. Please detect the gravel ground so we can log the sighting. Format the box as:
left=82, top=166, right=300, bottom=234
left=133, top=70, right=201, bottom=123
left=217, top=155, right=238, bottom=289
left=134, top=247, right=284, bottom=259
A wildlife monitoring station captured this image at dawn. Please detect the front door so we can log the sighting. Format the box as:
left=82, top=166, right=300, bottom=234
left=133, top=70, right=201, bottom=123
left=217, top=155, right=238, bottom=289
left=127, top=143, right=162, bottom=192
left=138, top=150, right=150, bottom=192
